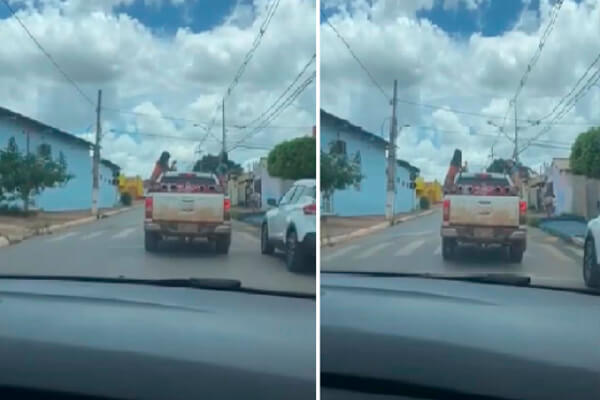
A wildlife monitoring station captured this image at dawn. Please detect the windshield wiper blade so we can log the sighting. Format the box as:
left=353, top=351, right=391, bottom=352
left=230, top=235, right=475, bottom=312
left=321, top=271, right=532, bottom=287
left=0, top=275, right=242, bottom=290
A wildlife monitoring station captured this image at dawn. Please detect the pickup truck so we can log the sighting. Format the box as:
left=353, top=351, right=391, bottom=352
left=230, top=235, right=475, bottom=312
left=440, top=172, right=527, bottom=262
left=144, top=172, right=231, bottom=254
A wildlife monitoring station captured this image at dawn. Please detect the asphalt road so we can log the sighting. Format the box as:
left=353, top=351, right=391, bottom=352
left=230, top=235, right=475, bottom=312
left=0, top=207, right=315, bottom=294
left=322, top=209, right=591, bottom=291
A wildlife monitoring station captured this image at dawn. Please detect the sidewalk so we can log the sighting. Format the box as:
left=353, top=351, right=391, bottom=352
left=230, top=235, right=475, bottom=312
left=321, top=206, right=438, bottom=247
left=231, top=206, right=265, bottom=228
left=0, top=205, right=140, bottom=247
left=537, top=215, right=587, bottom=248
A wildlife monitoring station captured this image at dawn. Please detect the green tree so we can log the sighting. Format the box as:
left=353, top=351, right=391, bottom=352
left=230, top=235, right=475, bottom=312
left=320, top=145, right=363, bottom=204
left=192, top=153, right=243, bottom=176
left=570, top=127, right=600, bottom=178
left=267, top=137, right=316, bottom=180
left=0, top=138, right=73, bottom=213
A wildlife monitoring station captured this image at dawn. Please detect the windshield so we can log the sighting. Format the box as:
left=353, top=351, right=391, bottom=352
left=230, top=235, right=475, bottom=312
left=0, top=0, right=316, bottom=296
left=319, top=0, right=599, bottom=294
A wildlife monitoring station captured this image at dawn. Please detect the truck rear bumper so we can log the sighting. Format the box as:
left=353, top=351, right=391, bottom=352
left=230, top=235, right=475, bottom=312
left=145, top=220, right=231, bottom=236
left=441, top=225, right=527, bottom=246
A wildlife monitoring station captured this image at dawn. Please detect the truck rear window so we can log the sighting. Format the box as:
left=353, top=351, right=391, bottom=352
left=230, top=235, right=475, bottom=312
left=151, top=175, right=223, bottom=193
left=456, top=176, right=510, bottom=187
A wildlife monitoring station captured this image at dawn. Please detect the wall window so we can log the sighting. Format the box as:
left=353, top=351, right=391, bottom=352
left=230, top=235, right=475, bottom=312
left=330, top=139, right=347, bottom=156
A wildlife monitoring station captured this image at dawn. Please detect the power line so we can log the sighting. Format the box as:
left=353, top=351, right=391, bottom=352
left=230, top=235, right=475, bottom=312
left=202, top=0, right=282, bottom=145
left=228, top=71, right=316, bottom=151
left=500, top=0, right=565, bottom=130
left=235, top=54, right=315, bottom=130
left=321, top=10, right=390, bottom=101
left=518, top=51, right=600, bottom=154
left=1, top=0, right=95, bottom=107
left=101, top=107, right=309, bottom=129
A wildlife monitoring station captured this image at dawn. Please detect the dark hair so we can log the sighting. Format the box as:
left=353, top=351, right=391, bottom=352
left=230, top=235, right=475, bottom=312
left=158, top=151, right=170, bottom=167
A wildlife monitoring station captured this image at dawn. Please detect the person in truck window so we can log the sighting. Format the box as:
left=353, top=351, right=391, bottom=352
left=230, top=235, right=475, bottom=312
left=150, top=151, right=177, bottom=184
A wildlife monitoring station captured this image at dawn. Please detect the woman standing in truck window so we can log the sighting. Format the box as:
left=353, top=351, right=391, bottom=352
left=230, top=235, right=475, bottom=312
left=150, top=151, right=176, bottom=183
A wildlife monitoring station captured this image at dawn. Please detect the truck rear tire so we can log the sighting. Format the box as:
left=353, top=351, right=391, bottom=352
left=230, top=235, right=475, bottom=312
left=145, top=232, right=159, bottom=252
left=442, top=238, right=456, bottom=260
left=215, top=235, right=231, bottom=254
left=509, top=243, right=524, bottom=263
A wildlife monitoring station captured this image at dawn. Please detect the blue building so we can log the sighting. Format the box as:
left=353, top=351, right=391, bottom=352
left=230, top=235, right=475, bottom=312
left=0, top=106, right=120, bottom=211
left=321, top=110, right=419, bottom=217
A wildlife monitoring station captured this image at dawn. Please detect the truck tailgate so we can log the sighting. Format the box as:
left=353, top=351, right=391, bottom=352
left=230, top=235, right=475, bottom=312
left=447, top=195, right=519, bottom=227
left=152, top=193, right=224, bottom=223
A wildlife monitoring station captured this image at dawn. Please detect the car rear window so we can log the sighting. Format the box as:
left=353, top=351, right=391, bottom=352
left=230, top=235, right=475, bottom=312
left=161, top=175, right=217, bottom=186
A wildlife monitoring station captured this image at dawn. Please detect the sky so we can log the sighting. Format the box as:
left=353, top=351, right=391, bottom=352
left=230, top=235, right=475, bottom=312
left=320, top=0, right=600, bottom=181
left=0, top=0, right=316, bottom=176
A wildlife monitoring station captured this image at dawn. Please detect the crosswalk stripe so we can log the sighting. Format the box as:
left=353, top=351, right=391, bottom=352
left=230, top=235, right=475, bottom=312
left=322, top=244, right=359, bottom=263
left=433, top=245, right=441, bottom=255
left=47, top=232, right=77, bottom=242
left=395, top=239, right=426, bottom=256
left=565, top=246, right=583, bottom=258
left=81, top=231, right=103, bottom=240
left=356, top=242, right=390, bottom=259
left=111, top=227, right=137, bottom=239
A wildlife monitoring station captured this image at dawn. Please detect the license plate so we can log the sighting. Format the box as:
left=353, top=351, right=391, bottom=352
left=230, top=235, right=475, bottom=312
left=178, top=223, right=197, bottom=233
left=474, top=228, right=493, bottom=238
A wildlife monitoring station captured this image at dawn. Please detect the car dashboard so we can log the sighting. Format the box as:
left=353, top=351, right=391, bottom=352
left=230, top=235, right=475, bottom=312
left=321, top=273, right=600, bottom=400
left=0, top=279, right=315, bottom=400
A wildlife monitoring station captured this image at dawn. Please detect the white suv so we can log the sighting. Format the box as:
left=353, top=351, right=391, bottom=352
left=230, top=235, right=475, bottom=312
left=260, top=179, right=316, bottom=271
left=583, top=215, right=600, bottom=288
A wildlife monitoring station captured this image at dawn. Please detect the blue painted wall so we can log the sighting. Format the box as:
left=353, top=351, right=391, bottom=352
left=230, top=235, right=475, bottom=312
left=321, top=112, right=417, bottom=217
left=0, top=116, right=119, bottom=211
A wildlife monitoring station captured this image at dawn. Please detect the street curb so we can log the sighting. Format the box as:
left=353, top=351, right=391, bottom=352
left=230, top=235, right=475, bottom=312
left=539, top=224, right=585, bottom=249
left=321, top=208, right=437, bottom=248
left=0, top=204, right=141, bottom=247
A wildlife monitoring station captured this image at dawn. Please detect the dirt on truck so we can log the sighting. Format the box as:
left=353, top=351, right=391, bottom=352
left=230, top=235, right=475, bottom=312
left=144, top=172, right=232, bottom=254
left=441, top=150, right=527, bottom=263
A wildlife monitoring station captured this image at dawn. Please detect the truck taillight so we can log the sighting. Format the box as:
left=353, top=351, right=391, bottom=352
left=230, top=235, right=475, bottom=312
left=519, top=200, right=527, bottom=224
left=145, top=197, right=153, bottom=219
left=519, top=200, right=527, bottom=215
left=224, top=198, right=231, bottom=211
left=303, top=203, right=316, bottom=215
left=443, top=199, right=450, bottom=222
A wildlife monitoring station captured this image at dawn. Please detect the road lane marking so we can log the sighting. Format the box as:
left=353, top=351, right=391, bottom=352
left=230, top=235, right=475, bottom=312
left=356, top=242, right=390, bottom=259
left=111, top=227, right=137, bottom=239
left=47, top=232, right=77, bottom=242
left=81, top=231, right=104, bottom=240
left=565, top=246, right=583, bottom=258
left=322, top=244, right=359, bottom=263
left=540, top=243, right=572, bottom=264
left=395, top=239, right=425, bottom=256
left=433, top=245, right=441, bottom=255
left=393, top=231, right=434, bottom=237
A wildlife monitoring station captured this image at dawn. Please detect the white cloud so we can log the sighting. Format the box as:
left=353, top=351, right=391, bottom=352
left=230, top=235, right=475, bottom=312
left=321, top=0, right=600, bottom=181
left=0, top=0, right=316, bottom=177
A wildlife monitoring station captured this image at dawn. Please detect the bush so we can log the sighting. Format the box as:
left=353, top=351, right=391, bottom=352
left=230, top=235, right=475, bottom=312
left=419, top=196, right=430, bottom=210
left=120, top=192, right=132, bottom=206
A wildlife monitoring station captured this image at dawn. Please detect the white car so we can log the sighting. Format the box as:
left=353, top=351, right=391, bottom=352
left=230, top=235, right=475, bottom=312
left=583, top=215, right=600, bottom=288
left=260, top=179, right=316, bottom=271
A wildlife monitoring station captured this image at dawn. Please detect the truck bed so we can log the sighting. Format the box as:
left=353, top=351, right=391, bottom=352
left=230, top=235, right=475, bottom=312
left=151, top=192, right=225, bottom=223
left=446, top=194, right=520, bottom=227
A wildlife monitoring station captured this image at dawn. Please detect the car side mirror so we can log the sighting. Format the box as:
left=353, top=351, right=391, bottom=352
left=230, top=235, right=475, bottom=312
left=267, top=198, right=277, bottom=207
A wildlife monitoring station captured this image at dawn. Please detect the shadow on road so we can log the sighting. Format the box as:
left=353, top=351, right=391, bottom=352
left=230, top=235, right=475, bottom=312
left=444, top=245, right=522, bottom=268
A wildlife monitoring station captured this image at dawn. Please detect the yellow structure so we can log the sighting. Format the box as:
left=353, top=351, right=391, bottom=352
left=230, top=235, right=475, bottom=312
left=416, top=177, right=442, bottom=204
left=118, top=175, right=144, bottom=199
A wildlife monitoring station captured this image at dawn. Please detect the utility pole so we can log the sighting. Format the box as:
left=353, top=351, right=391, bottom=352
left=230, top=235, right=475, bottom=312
left=513, top=99, right=519, bottom=162
left=221, top=98, right=226, bottom=164
left=92, top=89, right=102, bottom=217
left=385, top=80, right=398, bottom=221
